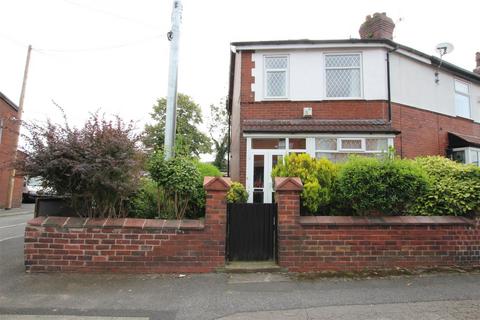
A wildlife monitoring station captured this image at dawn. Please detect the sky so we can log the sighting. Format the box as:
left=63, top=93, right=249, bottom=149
left=1, top=0, right=479, bottom=160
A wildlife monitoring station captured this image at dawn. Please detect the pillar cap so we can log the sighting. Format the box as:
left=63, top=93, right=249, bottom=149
left=203, top=176, right=232, bottom=191
left=274, top=177, right=303, bottom=191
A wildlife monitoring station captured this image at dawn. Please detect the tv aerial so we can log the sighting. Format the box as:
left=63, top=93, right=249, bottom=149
left=435, top=42, right=454, bottom=84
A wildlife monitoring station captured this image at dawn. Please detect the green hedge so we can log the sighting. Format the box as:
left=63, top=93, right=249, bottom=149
left=409, top=156, right=480, bottom=217
left=336, top=156, right=430, bottom=216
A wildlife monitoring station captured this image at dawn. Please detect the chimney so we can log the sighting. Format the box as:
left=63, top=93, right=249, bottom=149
left=359, top=12, right=395, bottom=40
left=474, top=52, right=480, bottom=75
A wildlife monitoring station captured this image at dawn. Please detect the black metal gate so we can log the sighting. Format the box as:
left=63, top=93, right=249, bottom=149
left=226, top=203, right=277, bottom=261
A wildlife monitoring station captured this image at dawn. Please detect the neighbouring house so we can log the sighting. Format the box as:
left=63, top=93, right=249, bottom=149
left=0, top=91, right=23, bottom=208
left=227, top=12, right=480, bottom=204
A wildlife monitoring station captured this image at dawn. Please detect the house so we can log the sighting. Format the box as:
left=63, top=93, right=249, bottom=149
left=0, top=91, right=23, bottom=208
left=227, top=12, right=480, bottom=204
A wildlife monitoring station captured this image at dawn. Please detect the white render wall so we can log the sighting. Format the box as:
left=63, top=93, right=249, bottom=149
left=249, top=46, right=480, bottom=124
left=251, top=48, right=388, bottom=101
left=390, top=53, right=480, bottom=123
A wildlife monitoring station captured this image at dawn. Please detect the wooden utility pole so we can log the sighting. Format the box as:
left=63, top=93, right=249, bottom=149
left=5, top=44, right=32, bottom=209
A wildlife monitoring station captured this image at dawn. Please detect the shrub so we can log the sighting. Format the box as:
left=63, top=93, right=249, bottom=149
left=409, top=156, right=480, bottom=216
left=226, top=182, right=249, bottom=203
left=148, top=153, right=202, bottom=219
left=128, top=178, right=176, bottom=219
left=196, top=162, right=221, bottom=177
left=22, top=112, right=143, bottom=218
left=271, top=153, right=338, bottom=213
left=336, top=156, right=429, bottom=216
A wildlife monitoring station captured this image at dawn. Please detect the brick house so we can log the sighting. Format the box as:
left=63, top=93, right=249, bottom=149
left=0, top=91, right=23, bottom=208
left=227, top=12, right=480, bottom=204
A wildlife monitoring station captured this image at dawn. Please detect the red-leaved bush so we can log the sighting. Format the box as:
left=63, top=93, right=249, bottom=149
left=22, top=111, right=144, bottom=218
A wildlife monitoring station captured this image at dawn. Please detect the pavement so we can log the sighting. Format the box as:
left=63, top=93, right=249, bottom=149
left=1, top=204, right=480, bottom=320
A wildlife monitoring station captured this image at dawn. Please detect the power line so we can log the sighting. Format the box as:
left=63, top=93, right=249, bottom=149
left=34, top=34, right=164, bottom=54
left=62, top=0, right=159, bottom=30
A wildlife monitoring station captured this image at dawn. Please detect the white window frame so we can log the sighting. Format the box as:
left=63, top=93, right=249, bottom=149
left=452, top=147, right=480, bottom=167
left=338, top=138, right=364, bottom=151
left=263, top=55, right=289, bottom=100
left=454, top=79, right=471, bottom=119
left=324, top=52, right=363, bottom=99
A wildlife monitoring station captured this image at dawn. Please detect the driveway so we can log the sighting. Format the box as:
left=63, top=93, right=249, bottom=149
left=0, top=205, right=479, bottom=320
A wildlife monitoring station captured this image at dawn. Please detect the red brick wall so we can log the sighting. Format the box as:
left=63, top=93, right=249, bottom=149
left=392, top=103, right=480, bottom=158
left=275, top=177, right=480, bottom=272
left=24, top=177, right=230, bottom=273
left=0, top=99, right=22, bottom=208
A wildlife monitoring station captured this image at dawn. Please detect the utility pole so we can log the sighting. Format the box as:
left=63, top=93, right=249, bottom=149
left=6, top=44, right=32, bottom=209
left=163, top=0, right=183, bottom=159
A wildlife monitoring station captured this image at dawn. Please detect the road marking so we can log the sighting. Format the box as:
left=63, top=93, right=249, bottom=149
left=0, top=235, right=23, bottom=242
left=0, top=223, right=26, bottom=229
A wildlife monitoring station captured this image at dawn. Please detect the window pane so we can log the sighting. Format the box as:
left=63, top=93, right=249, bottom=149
left=265, top=56, right=287, bottom=69
left=366, top=138, right=388, bottom=151
left=455, top=94, right=470, bottom=118
left=341, top=139, right=362, bottom=150
left=326, top=69, right=361, bottom=97
left=253, top=155, right=264, bottom=188
left=455, top=80, right=469, bottom=94
left=316, top=152, right=349, bottom=163
left=316, top=138, right=337, bottom=150
left=289, top=138, right=306, bottom=149
left=452, top=150, right=466, bottom=164
left=326, top=55, right=360, bottom=68
left=252, top=138, right=286, bottom=149
left=470, top=150, right=479, bottom=166
left=266, top=71, right=286, bottom=97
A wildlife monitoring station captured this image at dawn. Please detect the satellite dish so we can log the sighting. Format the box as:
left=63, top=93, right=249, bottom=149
left=436, top=42, right=454, bottom=57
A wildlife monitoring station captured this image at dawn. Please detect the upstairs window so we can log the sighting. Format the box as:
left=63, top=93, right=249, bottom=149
left=454, top=80, right=470, bottom=118
left=325, top=54, right=361, bottom=98
left=264, top=56, right=288, bottom=98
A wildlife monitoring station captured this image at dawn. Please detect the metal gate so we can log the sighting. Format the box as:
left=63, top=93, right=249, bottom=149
left=226, top=203, right=277, bottom=261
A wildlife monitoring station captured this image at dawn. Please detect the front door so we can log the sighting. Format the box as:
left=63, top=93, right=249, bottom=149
left=249, top=151, right=283, bottom=203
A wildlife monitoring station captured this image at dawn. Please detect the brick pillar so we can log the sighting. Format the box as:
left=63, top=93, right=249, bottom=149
left=274, top=177, right=303, bottom=270
left=203, top=176, right=231, bottom=267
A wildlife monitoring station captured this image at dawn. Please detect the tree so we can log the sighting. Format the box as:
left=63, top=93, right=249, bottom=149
left=208, top=100, right=229, bottom=171
left=144, top=93, right=211, bottom=157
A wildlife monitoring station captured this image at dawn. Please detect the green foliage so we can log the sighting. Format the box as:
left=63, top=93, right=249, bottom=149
left=336, top=156, right=430, bottom=216
left=144, top=93, right=212, bottom=157
left=271, top=153, right=338, bottom=213
left=209, top=101, right=229, bottom=171
left=409, top=156, right=480, bottom=216
left=196, top=162, right=222, bottom=178
left=148, top=152, right=202, bottom=219
left=128, top=178, right=175, bottom=219
left=226, top=182, right=249, bottom=203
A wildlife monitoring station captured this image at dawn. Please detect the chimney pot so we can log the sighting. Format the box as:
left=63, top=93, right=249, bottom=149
left=474, top=52, right=480, bottom=75
left=359, top=12, right=395, bottom=40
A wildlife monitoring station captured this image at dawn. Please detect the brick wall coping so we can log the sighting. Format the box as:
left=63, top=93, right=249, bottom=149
left=27, top=216, right=204, bottom=231
left=299, top=215, right=476, bottom=226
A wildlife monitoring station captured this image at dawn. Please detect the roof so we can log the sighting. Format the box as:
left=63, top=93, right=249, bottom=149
left=230, top=38, right=480, bottom=84
left=0, top=91, right=18, bottom=111
left=243, top=119, right=400, bottom=134
left=448, top=132, right=480, bottom=148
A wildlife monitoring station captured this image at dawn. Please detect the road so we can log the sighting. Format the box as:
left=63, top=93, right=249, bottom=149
left=0, top=205, right=479, bottom=320
left=0, top=205, right=34, bottom=243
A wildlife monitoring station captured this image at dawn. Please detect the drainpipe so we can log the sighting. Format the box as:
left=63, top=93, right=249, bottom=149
left=227, top=108, right=231, bottom=176
left=386, top=45, right=398, bottom=122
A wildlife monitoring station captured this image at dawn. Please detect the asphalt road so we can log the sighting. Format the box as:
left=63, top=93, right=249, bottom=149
left=0, top=205, right=479, bottom=320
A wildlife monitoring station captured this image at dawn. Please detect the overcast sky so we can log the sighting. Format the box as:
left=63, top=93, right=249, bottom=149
left=1, top=0, right=479, bottom=159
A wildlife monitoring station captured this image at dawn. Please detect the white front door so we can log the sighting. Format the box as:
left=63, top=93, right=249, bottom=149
left=247, top=151, right=284, bottom=203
